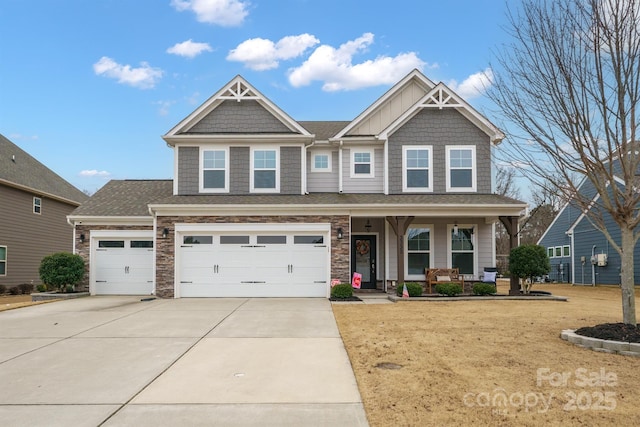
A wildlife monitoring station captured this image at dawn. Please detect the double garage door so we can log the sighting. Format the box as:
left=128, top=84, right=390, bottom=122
left=177, top=228, right=329, bottom=297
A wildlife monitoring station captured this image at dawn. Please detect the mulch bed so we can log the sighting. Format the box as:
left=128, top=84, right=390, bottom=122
left=329, top=296, right=363, bottom=302
left=576, top=323, right=640, bottom=343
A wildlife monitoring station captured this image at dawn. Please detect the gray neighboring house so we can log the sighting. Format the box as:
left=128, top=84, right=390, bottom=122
left=0, top=134, right=88, bottom=288
left=68, top=70, right=527, bottom=298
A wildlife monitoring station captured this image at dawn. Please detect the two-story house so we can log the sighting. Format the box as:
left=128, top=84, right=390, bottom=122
left=1, top=134, right=88, bottom=288
left=68, top=70, right=526, bottom=297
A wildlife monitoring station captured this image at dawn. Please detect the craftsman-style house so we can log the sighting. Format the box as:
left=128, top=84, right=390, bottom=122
left=68, top=70, right=526, bottom=297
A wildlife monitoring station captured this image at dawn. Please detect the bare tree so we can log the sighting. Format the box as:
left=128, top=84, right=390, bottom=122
left=489, top=0, right=640, bottom=324
left=495, top=164, right=521, bottom=200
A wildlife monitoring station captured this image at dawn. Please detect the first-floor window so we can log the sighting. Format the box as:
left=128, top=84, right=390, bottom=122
left=407, top=226, right=431, bottom=275
left=451, top=226, right=474, bottom=275
left=33, top=197, right=41, bottom=214
left=547, top=247, right=554, bottom=258
left=0, top=246, right=6, bottom=275
left=563, top=245, right=570, bottom=257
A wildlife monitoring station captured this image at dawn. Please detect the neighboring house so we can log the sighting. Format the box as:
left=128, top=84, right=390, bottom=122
left=0, top=134, right=88, bottom=288
left=539, top=173, right=640, bottom=286
left=68, top=70, right=526, bottom=298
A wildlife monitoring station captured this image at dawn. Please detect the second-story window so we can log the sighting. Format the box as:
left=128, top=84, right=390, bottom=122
left=311, top=151, right=332, bottom=172
left=403, top=146, right=432, bottom=192
left=446, top=146, right=476, bottom=192
left=251, top=148, right=279, bottom=192
left=351, top=149, right=374, bottom=178
left=33, top=197, right=42, bottom=214
left=202, top=149, right=228, bottom=192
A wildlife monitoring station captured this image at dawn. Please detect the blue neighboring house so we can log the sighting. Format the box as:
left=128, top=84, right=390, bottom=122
left=538, top=174, right=640, bottom=286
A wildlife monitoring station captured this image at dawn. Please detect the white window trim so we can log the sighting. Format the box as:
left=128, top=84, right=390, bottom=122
left=555, top=246, right=562, bottom=257
left=311, top=151, right=332, bottom=173
left=350, top=148, right=374, bottom=178
left=548, top=247, right=555, bottom=258
left=402, top=145, right=433, bottom=192
left=446, top=224, right=477, bottom=278
left=199, top=147, right=229, bottom=193
left=563, top=245, right=570, bottom=257
left=445, top=145, right=477, bottom=192
left=0, top=245, right=6, bottom=276
left=33, top=197, right=41, bottom=215
left=250, top=147, right=280, bottom=193
left=405, top=224, right=434, bottom=280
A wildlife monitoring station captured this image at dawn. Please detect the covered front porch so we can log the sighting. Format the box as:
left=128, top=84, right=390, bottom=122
left=347, top=214, right=523, bottom=296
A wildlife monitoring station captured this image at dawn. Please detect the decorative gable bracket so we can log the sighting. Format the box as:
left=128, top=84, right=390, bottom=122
left=421, top=87, right=464, bottom=110
left=219, top=80, right=260, bottom=102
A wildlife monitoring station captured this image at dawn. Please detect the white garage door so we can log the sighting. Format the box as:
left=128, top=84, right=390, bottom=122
left=93, top=239, right=154, bottom=295
left=178, top=232, right=328, bottom=297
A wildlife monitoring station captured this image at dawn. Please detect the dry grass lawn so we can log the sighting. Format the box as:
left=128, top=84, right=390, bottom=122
left=0, top=295, right=55, bottom=312
left=333, top=282, right=640, bottom=426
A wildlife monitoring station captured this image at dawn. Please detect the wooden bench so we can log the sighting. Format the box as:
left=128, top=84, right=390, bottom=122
left=425, top=268, right=464, bottom=293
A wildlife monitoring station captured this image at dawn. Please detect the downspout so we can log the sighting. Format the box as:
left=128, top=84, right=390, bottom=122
left=591, top=245, right=596, bottom=286
left=338, top=141, right=343, bottom=193
left=383, top=137, right=389, bottom=195
left=303, top=141, right=316, bottom=195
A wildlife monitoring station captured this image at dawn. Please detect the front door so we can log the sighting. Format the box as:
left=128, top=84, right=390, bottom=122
left=351, top=235, right=377, bottom=289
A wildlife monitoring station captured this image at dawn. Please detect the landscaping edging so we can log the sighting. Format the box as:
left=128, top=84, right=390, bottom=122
left=561, top=329, right=640, bottom=357
left=388, top=294, right=568, bottom=302
left=31, top=292, right=90, bottom=302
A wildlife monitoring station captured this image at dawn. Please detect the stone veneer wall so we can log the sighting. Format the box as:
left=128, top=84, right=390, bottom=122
left=74, top=225, right=153, bottom=292
left=156, top=215, right=350, bottom=298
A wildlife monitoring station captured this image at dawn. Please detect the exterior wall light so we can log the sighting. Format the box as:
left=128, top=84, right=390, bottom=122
left=162, top=228, right=169, bottom=239
left=337, top=228, right=344, bottom=239
left=80, top=234, right=85, bottom=243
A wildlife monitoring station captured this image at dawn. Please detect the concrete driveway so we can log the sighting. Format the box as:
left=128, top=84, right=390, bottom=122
left=0, top=297, right=368, bottom=426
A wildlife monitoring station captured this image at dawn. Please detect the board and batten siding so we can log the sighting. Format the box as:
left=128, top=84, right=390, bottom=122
left=341, top=148, right=384, bottom=193
left=387, top=108, right=492, bottom=194
left=0, top=185, right=76, bottom=287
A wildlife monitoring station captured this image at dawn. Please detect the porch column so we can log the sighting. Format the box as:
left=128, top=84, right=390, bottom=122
left=386, top=216, right=415, bottom=287
left=499, top=215, right=520, bottom=296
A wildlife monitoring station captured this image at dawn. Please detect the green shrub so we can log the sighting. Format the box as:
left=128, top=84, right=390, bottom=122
left=36, top=284, right=47, bottom=292
left=8, top=286, right=20, bottom=295
left=473, top=282, right=496, bottom=296
left=39, top=252, right=84, bottom=292
left=396, top=282, right=423, bottom=297
left=509, top=244, right=550, bottom=294
left=331, top=283, right=354, bottom=299
left=434, top=282, right=463, bottom=296
left=18, top=283, right=33, bottom=295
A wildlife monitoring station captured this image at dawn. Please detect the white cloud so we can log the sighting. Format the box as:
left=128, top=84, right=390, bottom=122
left=153, top=100, right=175, bottom=116
left=79, top=170, right=111, bottom=178
left=8, top=133, right=38, bottom=141
left=93, top=57, right=163, bottom=89
left=167, top=39, right=213, bottom=58
left=171, top=0, right=249, bottom=27
left=447, top=68, right=493, bottom=99
left=227, top=34, right=319, bottom=71
left=287, top=33, right=426, bottom=91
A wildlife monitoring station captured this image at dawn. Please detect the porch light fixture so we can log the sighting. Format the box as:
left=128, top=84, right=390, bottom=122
left=365, top=219, right=372, bottom=231
left=162, top=228, right=169, bottom=239
left=453, top=222, right=459, bottom=236
left=80, top=234, right=85, bottom=243
left=337, top=228, right=344, bottom=239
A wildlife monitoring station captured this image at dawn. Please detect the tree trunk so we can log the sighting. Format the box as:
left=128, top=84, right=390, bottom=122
left=620, top=227, right=637, bottom=326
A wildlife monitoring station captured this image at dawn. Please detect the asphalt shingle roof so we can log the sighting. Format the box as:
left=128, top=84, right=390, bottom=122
left=0, top=134, right=88, bottom=204
left=298, top=121, right=351, bottom=140
left=70, top=180, right=173, bottom=216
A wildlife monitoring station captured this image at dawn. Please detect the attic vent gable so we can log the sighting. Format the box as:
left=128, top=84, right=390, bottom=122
left=219, top=81, right=259, bottom=102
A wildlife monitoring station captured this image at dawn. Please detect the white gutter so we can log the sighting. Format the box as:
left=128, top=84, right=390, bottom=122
left=338, top=141, right=343, bottom=193
left=303, top=140, right=316, bottom=194
left=383, top=138, right=389, bottom=195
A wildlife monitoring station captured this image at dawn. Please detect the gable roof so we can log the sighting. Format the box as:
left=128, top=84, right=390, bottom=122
left=298, top=121, right=350, bottom=141
left=163, top=75, right=311, bottom=144
left=69, top=180, right=173, bottom=217
left=0, top=134, right=88, bottom=205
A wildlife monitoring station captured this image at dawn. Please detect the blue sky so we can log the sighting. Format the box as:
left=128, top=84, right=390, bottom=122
left=1, top=0, right=511, bottom=194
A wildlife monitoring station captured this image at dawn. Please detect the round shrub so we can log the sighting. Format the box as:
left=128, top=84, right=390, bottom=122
left=36, top=284, right=47, bottom=292
left=331, top=283, right=354, bottom=299
left=472, top=282, right=496, bottom=296
left=434, top=282, right=463, bottom=297
left=39, top=252, right=84, bottom=292
left=396, top=282, right=423, bottom=297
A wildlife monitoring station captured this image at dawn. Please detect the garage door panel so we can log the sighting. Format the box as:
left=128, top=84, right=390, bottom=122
left=93, top=238, right=153, bottom=295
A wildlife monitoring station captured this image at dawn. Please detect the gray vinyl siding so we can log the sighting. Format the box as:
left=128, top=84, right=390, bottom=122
left=307, top=150, right=338, bottom=192
left=342, top=148, right=384, bottom=193
left=230, top=147, right=250, bottom=194
left=387, top=218, right=492, bottom=281
left=280, top=146, right=302, bottom=194
left=388, top=108, right=492, bottom=194
left=177, top=146, right=199, bottom=195
left=0, top=185, right=76, bottom=287
left=186, top=100, right=294, bottom=134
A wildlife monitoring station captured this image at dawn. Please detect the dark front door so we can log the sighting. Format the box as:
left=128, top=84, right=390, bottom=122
left=351, top=235, right=377, bottom=289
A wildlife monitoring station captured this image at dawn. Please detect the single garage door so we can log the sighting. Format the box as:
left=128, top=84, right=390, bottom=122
left=93, top=238, right=154, bottom=295
left=178, top=232, right=328, bottom=297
